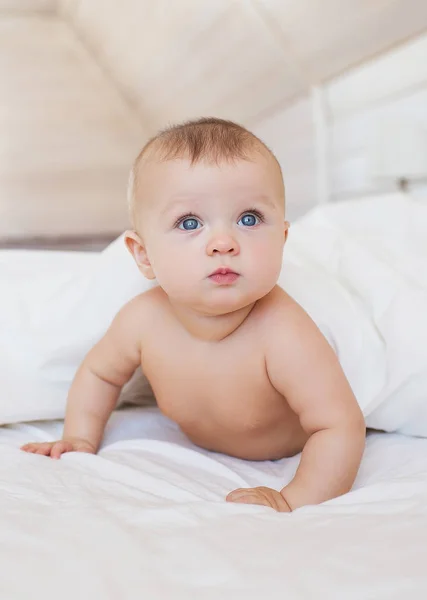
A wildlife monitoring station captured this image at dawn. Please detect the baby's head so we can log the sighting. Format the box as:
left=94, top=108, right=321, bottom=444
left=125, top=117, right=289, bottom=315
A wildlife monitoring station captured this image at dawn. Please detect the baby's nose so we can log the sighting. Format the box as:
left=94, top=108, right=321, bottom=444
left=206, top=233, right=240, bottom=256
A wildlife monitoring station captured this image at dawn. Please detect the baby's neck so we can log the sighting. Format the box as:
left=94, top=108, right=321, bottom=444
left=169, top=300, right=256, bottom=342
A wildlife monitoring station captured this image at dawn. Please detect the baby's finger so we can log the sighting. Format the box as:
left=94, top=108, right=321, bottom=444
left=21, top=443, right=36, bottom=452
left=20, top=443, right=39, bottom=453
left=226, top=488, right=248, bottom=501
left=227, top=491, right=260, bottom=504
left=50, top=441, right=72, bottom=459
left=34, top=443, right=55, bottom=456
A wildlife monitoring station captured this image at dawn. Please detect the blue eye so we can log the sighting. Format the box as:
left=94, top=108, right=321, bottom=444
left=238, top=213, right=259, bottom=227
left=178, top=217, right=201, bottom=231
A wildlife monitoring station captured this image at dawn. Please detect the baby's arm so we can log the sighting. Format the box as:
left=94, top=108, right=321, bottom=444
left=22, top=297, right=144, bottom=458
left=267, top=299, right=366, bottom=509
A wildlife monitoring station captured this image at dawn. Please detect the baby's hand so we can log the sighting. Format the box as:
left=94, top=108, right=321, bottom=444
left=21, top=438, right=96, bottom=459
left=226, top=486, right=292, bottom=512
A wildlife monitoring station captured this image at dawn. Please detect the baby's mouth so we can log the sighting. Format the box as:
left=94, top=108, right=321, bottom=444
left=208, top=267, right=240, bottom=285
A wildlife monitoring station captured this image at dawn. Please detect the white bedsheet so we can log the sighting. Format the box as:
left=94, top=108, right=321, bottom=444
left=1, top=406, right=427, bottom=599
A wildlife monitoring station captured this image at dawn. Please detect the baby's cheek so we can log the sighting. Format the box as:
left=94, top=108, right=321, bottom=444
left=248, top=239, right=283, bottom=277
left=150, top=243, right=182, bottom=274
left=153, top=253, right=196, bottom=297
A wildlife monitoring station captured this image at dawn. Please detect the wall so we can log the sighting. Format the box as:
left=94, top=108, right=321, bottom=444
left=251, top=97, right=317, bottom=221
left=57, top=0, right=308, bottom=132
left=0, top=0, right=56, bottom=11
left=250, top=31, right=427, bottom=219
left=327, top=33, right=427, bottom=199
left=0, top=12, right=145, bottom=240
left=58, top=0, right=427, bottom=135
left=2, top=4, right=426, bottom=241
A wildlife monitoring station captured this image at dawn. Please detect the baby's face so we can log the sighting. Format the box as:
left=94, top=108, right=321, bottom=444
left=132, top=153, right=287, bottom=314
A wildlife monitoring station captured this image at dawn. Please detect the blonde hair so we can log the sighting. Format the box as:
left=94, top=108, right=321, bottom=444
left=128, top=117, right=283, bottom=226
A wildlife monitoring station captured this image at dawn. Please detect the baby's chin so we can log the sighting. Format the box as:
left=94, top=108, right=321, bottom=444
left=161, top=277, right=277, bottom=316
left=191, top=287, right=271, bottom=316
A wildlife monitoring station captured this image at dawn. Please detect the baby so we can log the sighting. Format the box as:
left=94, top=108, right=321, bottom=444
left=22, top=118, right=365, bottom=512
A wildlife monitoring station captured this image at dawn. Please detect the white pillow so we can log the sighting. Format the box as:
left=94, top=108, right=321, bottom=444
left=0, top=227, right=385, bottom=425
left=277, top=258, right=385, bottom=416
left=0, top=239, right=156, bottom=425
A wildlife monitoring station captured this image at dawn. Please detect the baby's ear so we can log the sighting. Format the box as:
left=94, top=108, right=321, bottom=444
left=124, top=230, right=156, bottom=280
left=284, top=221, right=290, bottom=244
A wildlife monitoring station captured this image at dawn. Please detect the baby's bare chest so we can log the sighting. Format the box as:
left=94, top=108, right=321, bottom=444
left=141, top=333, right=285, bottom=430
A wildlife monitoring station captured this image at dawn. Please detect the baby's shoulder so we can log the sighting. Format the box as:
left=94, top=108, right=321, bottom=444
left=257, top=285, right=302, bottom=322
left=115, top=286, right=167, bottom=330
left=129, top=286, right=166, bottom=309
left=256, top=286, right=321, bottom=344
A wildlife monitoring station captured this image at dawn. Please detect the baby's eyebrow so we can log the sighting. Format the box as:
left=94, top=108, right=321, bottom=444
left=161, top=193, right=278, bottom=216
left=250, top=195, right=278, bottom=210
left=161, top=196, right=203, bottom=216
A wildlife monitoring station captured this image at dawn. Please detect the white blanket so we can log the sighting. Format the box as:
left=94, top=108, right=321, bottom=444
left=283, top=193, right=427, bottom=436
left=1, top=406, right=427, bottom=599
left=0, top=193, right=425, bottom=435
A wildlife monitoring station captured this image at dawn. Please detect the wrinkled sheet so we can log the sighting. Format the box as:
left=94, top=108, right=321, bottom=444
left=1, top=406, right=427, bottom=599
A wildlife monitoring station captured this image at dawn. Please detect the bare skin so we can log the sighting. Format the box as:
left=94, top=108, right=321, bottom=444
left=22, top=152, right=366, bottom=512
left=138, top=287, right=309, bottom=462
left=22, top=286, right=365, bottom=511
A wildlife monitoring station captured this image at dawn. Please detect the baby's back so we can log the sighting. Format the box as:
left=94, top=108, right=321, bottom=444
left=139, top=287, right=307, bottom=460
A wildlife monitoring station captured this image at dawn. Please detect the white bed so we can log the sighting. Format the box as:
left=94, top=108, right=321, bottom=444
left=2, top=193, right=427, bottom=598
left=1, top=407, right=427, bottom=598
